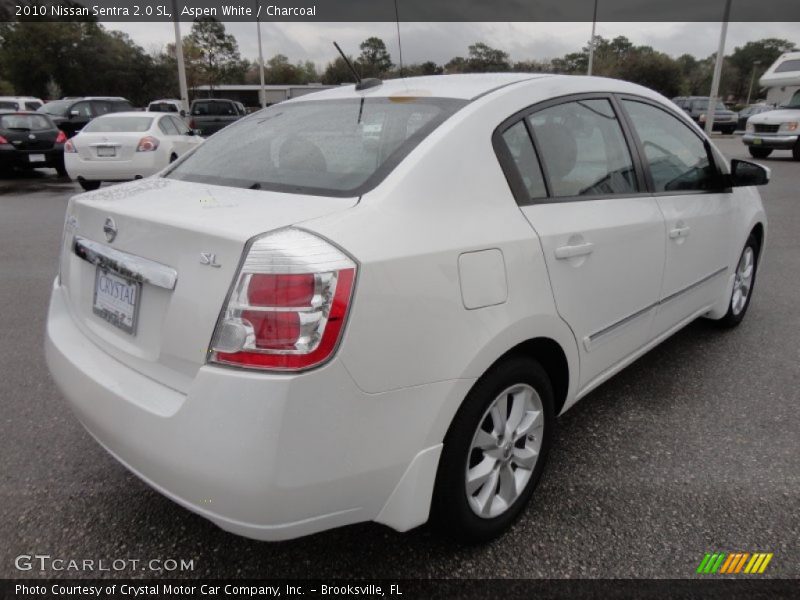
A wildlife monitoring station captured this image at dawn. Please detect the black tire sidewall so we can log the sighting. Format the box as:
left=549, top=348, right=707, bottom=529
left=719, top=234, right=759, bottom=327
left=432, top=356, right=555, bottom=543
left=749, top=148, right=772, bottom=159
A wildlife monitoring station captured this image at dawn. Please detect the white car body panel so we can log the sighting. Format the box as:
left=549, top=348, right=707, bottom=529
left=45, top=74, right=767, bottom=540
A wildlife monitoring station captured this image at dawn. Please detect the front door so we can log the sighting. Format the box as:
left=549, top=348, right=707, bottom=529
left=619, top=98, right=733, bottom=336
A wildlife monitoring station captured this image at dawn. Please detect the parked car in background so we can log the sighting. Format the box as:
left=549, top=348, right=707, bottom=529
left=46, top=74, right=768, bottom=544
left=147, top=99, right=185, bottom=115
left=189, top=98, right=246, bottom=136
left=736, top=104, right=775, bottom=132
left=743, top=91, right=800, bottom=160
left=0, top=110, right=67, bottom=175
left=64, top=111, right=203, bottom=190
left=673, top=96, right=738, bottom=134
left=0, top=96, right=45, bottom=111
left=39, top=97, right=134, bottom=138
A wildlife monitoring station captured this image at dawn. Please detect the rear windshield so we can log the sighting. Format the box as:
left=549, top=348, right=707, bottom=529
left=40, top=101, right=69, bottom=116
left=0, top=114, right=52, bottom=130
left=148, top=102, right=179, bottom=113
left=83, top=116, right=153, bottom=133
left=167, top=97, right=466, bottom=196
left=191, top=100, right=237, bottom=116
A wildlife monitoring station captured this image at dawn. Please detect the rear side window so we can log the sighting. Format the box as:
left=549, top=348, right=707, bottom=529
left=83, top=116, right=153, bottom=133
left=0, top=101, right=19, bottom=110
left=0, top=114, right=52, bottom=130
left=167, top=97, right=466, bottom=196
left=24, top=101, right=42, bottom=111
left=499, top=121, right=547, bottom=201
left=158, top=117, right=179, bottom=135
left=527, top=99, right=637, bottom=197
left=622, top=100, right=718, bottom=192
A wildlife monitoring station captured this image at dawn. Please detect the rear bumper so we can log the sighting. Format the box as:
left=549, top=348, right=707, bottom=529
left=742, top=133, right=799, bottom=149
left=0, top=146, right=63, bottom=168
left=64, top=152, right=163, bottom=182
left=45, top=280, right=466, bottom=540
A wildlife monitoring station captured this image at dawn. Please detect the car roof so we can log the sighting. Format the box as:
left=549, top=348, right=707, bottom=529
left=289, top=73, right=549, bottom=102
left=149, top=99, right=181, bottom=104
left=0, top=96, right=42, bottom=100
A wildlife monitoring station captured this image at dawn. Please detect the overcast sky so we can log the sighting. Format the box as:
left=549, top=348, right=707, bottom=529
left=110, top=21, right=799, bottom=68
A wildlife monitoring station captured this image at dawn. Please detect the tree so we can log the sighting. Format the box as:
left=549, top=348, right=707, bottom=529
left=356, top=37, right=393, bottom=78
left=322, top=56, right=357, bottom=85
left=187, top=18, right=243, bottom=90
left=467, top=42, right=511, bottom=72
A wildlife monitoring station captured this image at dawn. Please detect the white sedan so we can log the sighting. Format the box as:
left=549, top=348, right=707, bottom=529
left=64, top=111, right=203, bottom=191
left=46, top=74, right=767, bottom=543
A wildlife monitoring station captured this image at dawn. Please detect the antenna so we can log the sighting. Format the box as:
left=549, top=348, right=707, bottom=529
left=332, top=41, right=383, bottom=91
left=333, top=41, right=361, bottom=85
left=394, top=0, right=404, bottom=77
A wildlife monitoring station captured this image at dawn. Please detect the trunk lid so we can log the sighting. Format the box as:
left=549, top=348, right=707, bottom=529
left=74, top=132, right=142, bottom=161
left=59, top=178, right=357, bottom=392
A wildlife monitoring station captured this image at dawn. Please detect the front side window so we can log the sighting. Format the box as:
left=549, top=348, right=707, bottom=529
left=71, top=102, right=92, bottom=118
left=774, top=59, right=800, bottom=73
left=527, top=99, right=637, bottom=198
left=499, top=120, right=547, bottom=201
left=622, top=100, right=719, bottom=192
left=0, top=101, right=18, bottom=110
left=167, top=97, right=466, bottom=196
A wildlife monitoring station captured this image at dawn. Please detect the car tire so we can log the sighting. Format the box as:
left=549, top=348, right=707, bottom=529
left=748, top=147, right=772, bottom=159
left=55, top=162, right=68, bottom=177
left=169, top=153, right=178, bottom=163
left=793, top=141, right=800, bottom=161
left=715, top=234, right=759, bottom=328
left=78, top=179, right=101, bottom=191
left=724, top=126, right=736, bottom=135
left=432, top=356, right=554, bottom=543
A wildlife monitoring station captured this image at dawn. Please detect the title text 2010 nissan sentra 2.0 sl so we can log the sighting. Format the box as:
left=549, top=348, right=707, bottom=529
left=45, top=74, right=768, bottom=542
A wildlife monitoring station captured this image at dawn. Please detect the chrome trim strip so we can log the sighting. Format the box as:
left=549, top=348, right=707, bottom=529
left=72, top=236, right=178, bottom=290
left=586, top=266, right=728, bottom=349
left=660, top=266, right=728, bottom=306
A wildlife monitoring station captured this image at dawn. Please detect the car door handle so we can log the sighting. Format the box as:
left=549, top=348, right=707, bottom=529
left=555, top=242, right=594, bottom=259
left=669, top=226, right=691, bottom=239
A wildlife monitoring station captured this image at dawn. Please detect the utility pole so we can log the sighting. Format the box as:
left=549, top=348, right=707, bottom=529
left=705, top=0, right=732, bottom=135
left=746, top=60, right=762, bottom=105
left=255, top=0, right=266, bottom=108
left=587, top=0, right=598, bottom=76
left=172, top=0, right=189, bottom=115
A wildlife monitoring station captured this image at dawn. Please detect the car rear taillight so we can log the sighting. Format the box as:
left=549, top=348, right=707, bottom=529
left=55, top=130, right=67, bottom=143
left=0, top=135, right=8, bottom=144
left=64, top=139, right=77, bottom=153
left=209, top=228, right=357, bottom=371
left=136, top=136, right=159, bottom=152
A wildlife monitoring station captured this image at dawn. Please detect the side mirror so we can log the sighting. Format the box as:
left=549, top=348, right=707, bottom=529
left=180, top=109, right=186, bottom=118
left=193, top=129, right=202, bottom=136
left=70, top=110, right=80, bottom=117
left=730, top=159, right=770, bottom=187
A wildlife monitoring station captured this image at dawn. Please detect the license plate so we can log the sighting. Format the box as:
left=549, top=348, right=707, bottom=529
left=753, top=137, right=762, bottom=145
left=96, top=146, right=116, bottom=157
left=93, top=267, right=141, bottom=335
left=29, top=153, right=45, bottom=162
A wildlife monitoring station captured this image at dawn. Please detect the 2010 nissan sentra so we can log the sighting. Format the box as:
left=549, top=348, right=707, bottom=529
left=45, top=74, right=768, bottom=543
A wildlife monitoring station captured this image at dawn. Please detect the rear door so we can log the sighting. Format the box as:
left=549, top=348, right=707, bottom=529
left=618, top=97, right=733, bottom=337
left=497, top=95, right=666, bottom=392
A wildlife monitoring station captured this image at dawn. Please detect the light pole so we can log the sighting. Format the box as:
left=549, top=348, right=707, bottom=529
left=255, top=0, right=266, bottom=108
left=746, top=60, right=762, bottom=105
left=171, top=0, right=189, bottom=115
left=587, top=0, right=598, bottom=76
left=705, top=0, right=732, bottom=135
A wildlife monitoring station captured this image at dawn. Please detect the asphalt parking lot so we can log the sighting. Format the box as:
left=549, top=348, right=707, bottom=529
left=0, top=137, right=798, bottom=580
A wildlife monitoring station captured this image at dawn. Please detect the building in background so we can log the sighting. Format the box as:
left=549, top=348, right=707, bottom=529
left=193, top=84, right=337, bottom=109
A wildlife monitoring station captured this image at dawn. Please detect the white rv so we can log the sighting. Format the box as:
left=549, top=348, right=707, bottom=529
left=760, top=51, right=800, bottom=107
